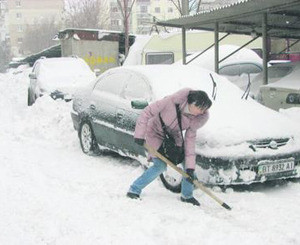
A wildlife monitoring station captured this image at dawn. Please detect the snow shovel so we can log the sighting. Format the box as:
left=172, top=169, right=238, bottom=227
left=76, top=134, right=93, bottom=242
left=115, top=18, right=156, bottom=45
left=144, top=144, right=232, bottom=211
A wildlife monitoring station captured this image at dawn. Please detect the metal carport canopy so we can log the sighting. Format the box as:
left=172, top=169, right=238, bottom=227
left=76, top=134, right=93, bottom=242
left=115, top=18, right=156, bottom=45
left=156, top=0, right=300, bottom=39
left=155, top=0, right=300, bottom=85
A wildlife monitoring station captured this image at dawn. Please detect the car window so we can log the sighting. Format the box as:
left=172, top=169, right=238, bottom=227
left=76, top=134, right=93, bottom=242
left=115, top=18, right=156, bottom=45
left=268, top=66, right=293, bottom=79
left=122, top=74, right=151, bottom=101
left=32, top=63, right=40, bottom=76
left=145, top=52, right=174, bottom=65
left=238, top=64, right=262, bottom=74
left=93, top=72, right=130, bottom=95
left=219, top=63, right=262, bottom=76
left=219, top=64, right=240, bottom=76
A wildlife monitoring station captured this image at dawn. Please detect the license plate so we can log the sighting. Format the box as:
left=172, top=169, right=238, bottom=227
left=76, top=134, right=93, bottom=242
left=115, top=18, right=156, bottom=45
left=258, top=158, right=295, bottom=175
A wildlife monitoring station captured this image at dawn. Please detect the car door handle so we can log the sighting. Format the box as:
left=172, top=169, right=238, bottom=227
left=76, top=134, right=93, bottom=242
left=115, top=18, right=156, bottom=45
left=90, top=104, right=96, bottom=110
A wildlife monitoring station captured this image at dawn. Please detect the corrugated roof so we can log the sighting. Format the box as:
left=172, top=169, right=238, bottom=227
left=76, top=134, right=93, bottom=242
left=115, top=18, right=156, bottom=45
left=156, top=0, right=300, bottom=39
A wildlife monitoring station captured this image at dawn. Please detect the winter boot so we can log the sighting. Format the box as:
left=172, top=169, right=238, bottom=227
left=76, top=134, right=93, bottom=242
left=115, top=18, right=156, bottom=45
left=180, top=196, right=200, bottom=206
left=126, top=192, right=140, bottom=199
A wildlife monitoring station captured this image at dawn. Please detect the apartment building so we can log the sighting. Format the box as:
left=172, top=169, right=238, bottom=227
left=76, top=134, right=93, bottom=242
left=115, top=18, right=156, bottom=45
left=109, top=0, right=180, bottom=35
left=134, top=0, right=180, bottom=34
left=7, top=0, right=64, bottom=57
left=0, top=0, right=7, bottom=42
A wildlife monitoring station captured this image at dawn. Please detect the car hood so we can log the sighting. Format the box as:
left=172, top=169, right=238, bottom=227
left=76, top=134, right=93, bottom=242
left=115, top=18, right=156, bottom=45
left=196, top=98, right=300, bottom=158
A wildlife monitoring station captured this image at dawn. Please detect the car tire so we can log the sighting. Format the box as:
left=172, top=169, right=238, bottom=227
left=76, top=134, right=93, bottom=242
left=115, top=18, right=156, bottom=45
left=79, top=120, right=100, bottom=155
left=160, top=166, right=183, bottom=193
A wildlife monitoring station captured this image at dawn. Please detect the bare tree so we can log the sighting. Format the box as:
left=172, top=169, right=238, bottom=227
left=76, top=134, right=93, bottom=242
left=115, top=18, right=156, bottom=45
left=170, top=0, right=202, bottom=15
left=64, top=0, right=109, bottom=29
left=116, top=0, right=136, bottom=57
left=21, top=17, right=60, bottom=54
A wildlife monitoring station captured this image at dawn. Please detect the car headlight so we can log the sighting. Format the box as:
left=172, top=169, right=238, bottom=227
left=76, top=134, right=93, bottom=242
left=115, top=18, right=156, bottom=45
left=286, top=93, right=300, bottom=104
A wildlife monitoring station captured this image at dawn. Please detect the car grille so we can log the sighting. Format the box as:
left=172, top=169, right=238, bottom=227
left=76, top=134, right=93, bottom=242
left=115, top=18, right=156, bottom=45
left=248, top=138, right=290, bottom=152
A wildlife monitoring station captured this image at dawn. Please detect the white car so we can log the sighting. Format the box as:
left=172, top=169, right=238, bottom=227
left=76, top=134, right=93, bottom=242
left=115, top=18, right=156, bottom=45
left=178, top=45, right=263, bottom=98
left=255, top=62, right=300, bottom=111
left=27, top=57, right=96, bottom=106
left=71, top=64, right=300, bottom=190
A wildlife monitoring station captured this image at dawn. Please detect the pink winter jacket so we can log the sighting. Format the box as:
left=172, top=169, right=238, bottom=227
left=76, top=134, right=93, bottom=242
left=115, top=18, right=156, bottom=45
left=134, top=88, right=209, bottom=169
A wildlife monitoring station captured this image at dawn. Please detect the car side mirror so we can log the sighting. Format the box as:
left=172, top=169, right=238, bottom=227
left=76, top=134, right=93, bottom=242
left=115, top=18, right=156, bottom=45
left=94, top=69, right=101, bottom=77
left=29, top=73, right=37, bottom=79
left=131, top=100, right=148, bottom=109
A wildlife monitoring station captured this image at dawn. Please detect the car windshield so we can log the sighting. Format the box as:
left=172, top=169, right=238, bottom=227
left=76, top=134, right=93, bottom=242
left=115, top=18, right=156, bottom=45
left=268, top=66, right=293, bottom=79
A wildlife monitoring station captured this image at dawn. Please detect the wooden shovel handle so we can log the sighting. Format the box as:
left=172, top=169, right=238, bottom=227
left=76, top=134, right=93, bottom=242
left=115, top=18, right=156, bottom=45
left=144, top=144, right=232, bottom=210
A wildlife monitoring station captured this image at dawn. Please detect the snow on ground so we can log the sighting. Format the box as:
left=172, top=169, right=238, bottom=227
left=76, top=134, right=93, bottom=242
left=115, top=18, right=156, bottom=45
left=1, top=69, right=300, bottom=245
left=280, top=107, right=300, bottom=122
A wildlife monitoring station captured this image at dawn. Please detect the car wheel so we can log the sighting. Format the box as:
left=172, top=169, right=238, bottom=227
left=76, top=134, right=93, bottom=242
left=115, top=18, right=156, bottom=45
left=160, top=166, right=183, bottom=193
left=79, top=120, right=100, bottom=155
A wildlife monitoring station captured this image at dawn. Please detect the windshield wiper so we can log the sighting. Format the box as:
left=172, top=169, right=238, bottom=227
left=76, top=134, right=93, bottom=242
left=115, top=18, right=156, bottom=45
left=209, top=73, right=217, bottom=100
left=241, top=73, right=251, bottom=100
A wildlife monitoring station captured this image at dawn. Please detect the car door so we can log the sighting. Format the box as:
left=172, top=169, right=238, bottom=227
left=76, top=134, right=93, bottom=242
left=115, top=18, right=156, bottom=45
left=114, top=72, right=152, bottom=156
left=89, top=71, right=131, bottom=149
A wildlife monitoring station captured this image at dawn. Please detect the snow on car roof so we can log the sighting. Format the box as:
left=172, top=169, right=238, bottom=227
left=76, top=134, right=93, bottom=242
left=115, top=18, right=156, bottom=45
left=36, top=57, right=96, bottom=94
left=37, top=57, right=94, bottom=77
left=177, top=44, right=262, bottom=70
left=118, top=64, right=243, bottom=101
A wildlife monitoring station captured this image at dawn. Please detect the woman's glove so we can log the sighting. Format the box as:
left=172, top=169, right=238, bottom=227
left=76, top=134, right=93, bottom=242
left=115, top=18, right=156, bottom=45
left=134, top=138, right=145, bottom=146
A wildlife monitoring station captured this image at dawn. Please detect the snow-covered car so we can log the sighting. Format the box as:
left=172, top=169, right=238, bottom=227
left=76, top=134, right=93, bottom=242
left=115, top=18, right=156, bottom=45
left=255, top=62, right=300, bottom=111
left=27, top=57, right=96, bottom=106
left=178, top=45, right=263, bottom=98
left=71, top=65, right=300, bottom=191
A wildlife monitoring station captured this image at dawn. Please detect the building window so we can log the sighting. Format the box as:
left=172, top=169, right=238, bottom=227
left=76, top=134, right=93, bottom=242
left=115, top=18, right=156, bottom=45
left=17, top=37, right=23, bottom=43
left=111, top=19, right=120, bottom=26
left=17, top=25, right=23, bottom=32
left=16, top=13, right=22, bottom=19
left=140, top=6, right=148, bottom=13
left=168, top=7, right=173, bottom=13
left=155, top=7, right=160, bottom=13
left=16, top=1, right=21, bottom=7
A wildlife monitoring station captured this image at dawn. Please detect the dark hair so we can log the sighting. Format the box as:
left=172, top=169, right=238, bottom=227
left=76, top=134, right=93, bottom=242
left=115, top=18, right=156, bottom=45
left=187, top=90, right=212, bottom=109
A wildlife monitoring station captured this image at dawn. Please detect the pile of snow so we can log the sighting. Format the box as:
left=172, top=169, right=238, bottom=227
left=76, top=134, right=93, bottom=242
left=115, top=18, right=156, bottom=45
left=280, top=107, right=300, bottom=122
left=1, top=68, right=300, bottom=244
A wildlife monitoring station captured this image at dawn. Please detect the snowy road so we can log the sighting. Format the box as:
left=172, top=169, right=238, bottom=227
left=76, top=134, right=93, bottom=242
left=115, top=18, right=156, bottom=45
left=1, top=69, right=300, bottom=245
